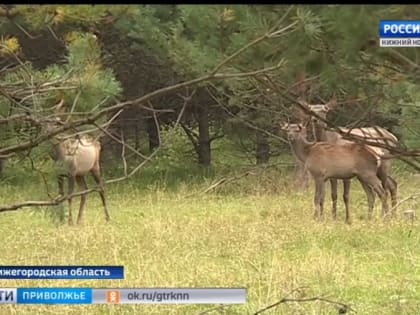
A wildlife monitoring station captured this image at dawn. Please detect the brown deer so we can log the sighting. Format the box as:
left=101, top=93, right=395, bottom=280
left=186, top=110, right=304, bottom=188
left=300, top=97, right=398, bottom=219
left=288, top=97, right=314, bottom=190
left=282, top=123, right=390, bottom=224
left=47, top=99, right=110, bottom=225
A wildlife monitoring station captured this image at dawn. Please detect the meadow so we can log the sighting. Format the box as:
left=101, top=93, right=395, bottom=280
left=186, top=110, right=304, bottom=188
left=0, top=160, right=419, bottom=315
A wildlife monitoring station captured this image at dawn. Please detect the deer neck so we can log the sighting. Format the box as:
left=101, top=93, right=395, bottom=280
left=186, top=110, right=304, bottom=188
left=312, top=121, right=328, bottom=142
left=313, top=121, right=344, bottom=144
left=290, top=135, right=313, bottom=163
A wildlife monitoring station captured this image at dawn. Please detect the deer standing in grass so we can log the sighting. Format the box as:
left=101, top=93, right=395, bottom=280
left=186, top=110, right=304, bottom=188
left=282, top=123, right=390, bottom=224
left=300, top=97, right=398, bottom=220
left=48, top=99, right=110, bottom=225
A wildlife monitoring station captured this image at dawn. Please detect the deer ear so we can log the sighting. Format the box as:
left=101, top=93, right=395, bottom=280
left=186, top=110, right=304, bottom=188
left=280, top=122, right=288, bottom=130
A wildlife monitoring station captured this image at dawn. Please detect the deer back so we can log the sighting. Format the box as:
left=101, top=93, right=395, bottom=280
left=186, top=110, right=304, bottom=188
left=56, top=135, right=100, bottom=176
left=339, top=126, right=398, bottom=156
left=306, top=142, right=380, bottom=178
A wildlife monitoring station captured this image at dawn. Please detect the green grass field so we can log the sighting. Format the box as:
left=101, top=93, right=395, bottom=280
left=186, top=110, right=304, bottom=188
left=0, top=165, right=419, bottom=315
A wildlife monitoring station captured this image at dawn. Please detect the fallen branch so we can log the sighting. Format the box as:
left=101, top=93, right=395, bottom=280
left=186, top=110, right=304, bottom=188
left=203, top=171, right=254, bottom=193
left=0, top=188, right=98, bottom=213
left=184, top=170, right=256, bottom=198
left=391, top=191, right=420, bottom=213
left=253, top=292, right=356, bottom=314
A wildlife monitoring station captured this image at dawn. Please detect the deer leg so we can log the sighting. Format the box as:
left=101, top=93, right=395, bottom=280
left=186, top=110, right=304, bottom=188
left=91, top=168, right=110, bottom=222
left=359, top=180, right=375, bottom=220
left=314, top=178, right=325, bottom=221
left=330, top=178, right=338, bottom=220
left=320, top=180, right=326, bottom=220
left=359, top=174, right=388, bottom=218
left=343, top=179, right=351, bottom=224
left=377, top=166, right=390, bottom=218
left=377, top=185, right=389, bottom=219
left=67, top=176, right=75, bottom=225
left=386, top=175, right=398, bottom=217
left=75, top=176, right=88, bottom=225
left=58, top=174, right=67, bottom=196
left=377, top=161, right=394, bottom=218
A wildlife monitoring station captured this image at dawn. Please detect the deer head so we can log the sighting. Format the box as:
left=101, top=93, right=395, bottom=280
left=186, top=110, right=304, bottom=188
left=281, top=122, right=307, bottom=141
left=307, top=95, right=337, bottom=124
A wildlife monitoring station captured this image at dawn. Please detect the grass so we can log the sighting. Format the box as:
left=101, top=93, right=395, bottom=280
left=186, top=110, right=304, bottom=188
left=0, top=165, right=419, bottom=315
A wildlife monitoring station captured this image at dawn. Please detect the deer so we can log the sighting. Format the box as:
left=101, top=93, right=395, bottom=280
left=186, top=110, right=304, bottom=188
left=287, top=98, right=314, bottom=190
left=299, top=97, right=398, bottom=220
left=46, top=99, right=111, bottom=225
left=282, top=122, right=390, bottom=224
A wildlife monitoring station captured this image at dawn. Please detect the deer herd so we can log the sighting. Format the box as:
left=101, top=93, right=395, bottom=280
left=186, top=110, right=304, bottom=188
left=281, top=97, right=400, bottom=224
left=45, top=96, right=400, bottom=225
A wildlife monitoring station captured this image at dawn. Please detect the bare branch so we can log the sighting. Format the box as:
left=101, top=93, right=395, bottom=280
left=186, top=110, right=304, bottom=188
left=93, top=122, right=151, bottom=161
left=139, top=104, right=174, bottom=113
left=0, top=19, right=297, bottom=212
left=205, top=83, right=289, bottom=144
left=391, top=191, right=420, bottom=212
left=58, top=108, right=123, bottom=141
left=12, top=20, right=39, bottom=39
left=175, top=87, right=196, bottom=126
left=253, top=288, right=356, bottom=315
left=152, top=110, right=161, bottom=146
left=180, top=123, right=199, bottom=154
left=47, top=25, right=60, bottom=42
left=209, top=133, right=224, bottom=143
left=200, top=171, right=254, bottom=195
left=120, top=129, right=128, bottom=177
left=389, top=48, right=420, bottom=70
left=104, top=148, right=160, bottom=185
left=0, top=188, right=98, bottom=213
left=66, top=90, right=81, bottom=122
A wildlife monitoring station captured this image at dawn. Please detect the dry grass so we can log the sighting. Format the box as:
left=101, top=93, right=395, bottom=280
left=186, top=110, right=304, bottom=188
left=0, top=169, right=419, bottom=314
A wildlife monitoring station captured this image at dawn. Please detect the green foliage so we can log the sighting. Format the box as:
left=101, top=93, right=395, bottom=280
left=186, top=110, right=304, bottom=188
left=2, top=8, right=420, bottom=313
left=399, top=83, right=420, bottom=147
left=0, top=34, right=121, bottom=113
left=66, top=32, right=101, bottom=67
left=1, top=4, right=420, bottom=174
left=113, top=5, right=172, bottom=60
left=15, top=5, right=110, bottom=30
left=0, top=19, right=122, bottom=166
left=14, top=5, right=58, bottom=30
left=150, top=125, right=195, bottom=173
left=296, top=7, right=323, bottom=41
left=59, top=32, right=122, bottom=112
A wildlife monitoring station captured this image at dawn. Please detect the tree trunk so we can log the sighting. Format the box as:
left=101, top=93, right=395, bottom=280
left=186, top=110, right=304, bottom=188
left=134, top=120, right=140, bottom=151
left=146, top=117, right=160, bottom=153
left=0, top=158, right=3, bottom=177
left=255, top=130, right=270, bottom=165
left=197, top=104, right=211, bottom=166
